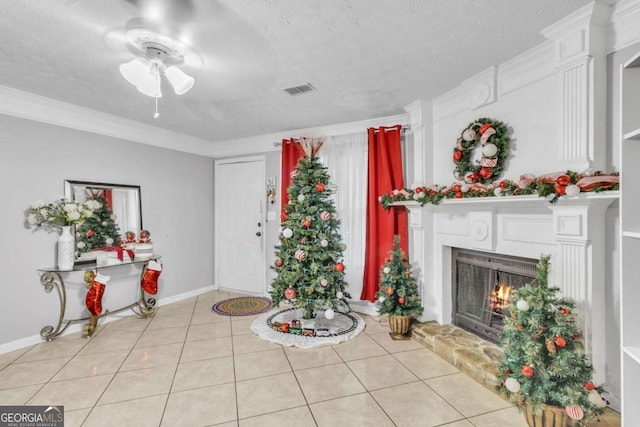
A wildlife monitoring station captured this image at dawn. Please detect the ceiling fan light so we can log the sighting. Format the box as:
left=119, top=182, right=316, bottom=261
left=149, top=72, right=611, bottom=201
left=165, top=65, right=194, bottom=95
left=119, top=57, right=151, bottom=87
left=136, top=65, right=163, bottom=98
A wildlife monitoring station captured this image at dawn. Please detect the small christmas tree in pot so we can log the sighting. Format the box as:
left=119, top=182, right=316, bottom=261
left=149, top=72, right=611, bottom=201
left=375, top=235, right=423, bottom=340
left=496, top=255, right=607, bottom=427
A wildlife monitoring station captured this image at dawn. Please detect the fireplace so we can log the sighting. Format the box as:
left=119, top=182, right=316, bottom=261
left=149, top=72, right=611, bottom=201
left=452, top=249, right=538, bottom=343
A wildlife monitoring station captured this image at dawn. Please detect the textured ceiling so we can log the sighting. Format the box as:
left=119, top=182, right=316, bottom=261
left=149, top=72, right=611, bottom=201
left=0, top=0, right=592, bottom=144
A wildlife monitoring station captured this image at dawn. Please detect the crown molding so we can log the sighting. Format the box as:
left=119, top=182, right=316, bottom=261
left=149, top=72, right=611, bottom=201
left=0, top=85, right=219, bottom=157
left=211, top=112, right=410, bottom=158
left=499, top=40, right=556, bottom=96
left=608, top=0, right=640, bottom=52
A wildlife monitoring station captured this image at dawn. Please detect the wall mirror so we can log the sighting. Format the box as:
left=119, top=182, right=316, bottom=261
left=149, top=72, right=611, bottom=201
left=64, top=180, right=143, bottom=238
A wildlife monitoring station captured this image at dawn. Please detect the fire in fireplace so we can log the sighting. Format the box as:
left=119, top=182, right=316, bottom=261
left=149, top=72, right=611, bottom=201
left=452, top=249, right=538, bottom=343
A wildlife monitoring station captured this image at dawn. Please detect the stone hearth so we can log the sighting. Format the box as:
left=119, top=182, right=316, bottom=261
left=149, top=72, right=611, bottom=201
left=410, top=321, right=503, bottom=388
left=409, top=320, right=621, bottom=426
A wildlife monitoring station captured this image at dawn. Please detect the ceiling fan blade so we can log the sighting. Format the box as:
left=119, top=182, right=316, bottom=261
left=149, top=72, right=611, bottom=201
left=121, top=0, right=196, bottom=23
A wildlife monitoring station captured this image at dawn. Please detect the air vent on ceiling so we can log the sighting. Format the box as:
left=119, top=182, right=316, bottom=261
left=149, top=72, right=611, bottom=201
left=283, top=83, right=317, bottom=96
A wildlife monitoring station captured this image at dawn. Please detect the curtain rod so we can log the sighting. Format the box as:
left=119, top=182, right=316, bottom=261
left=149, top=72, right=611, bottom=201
left=272, top=124, right=411, bottom=146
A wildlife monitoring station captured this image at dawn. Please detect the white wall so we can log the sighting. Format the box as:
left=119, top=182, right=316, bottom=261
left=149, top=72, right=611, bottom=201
left=0, top=114, right=215, bottom=349
left=432, top=74, right=564, bottom=183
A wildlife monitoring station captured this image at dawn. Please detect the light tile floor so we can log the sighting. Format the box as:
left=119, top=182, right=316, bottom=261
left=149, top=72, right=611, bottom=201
left=0, top=290, right=611, bottom=426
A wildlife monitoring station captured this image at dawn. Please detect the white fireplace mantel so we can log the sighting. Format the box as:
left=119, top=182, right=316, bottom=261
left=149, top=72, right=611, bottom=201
left=392, top=190, right=619, bottom=384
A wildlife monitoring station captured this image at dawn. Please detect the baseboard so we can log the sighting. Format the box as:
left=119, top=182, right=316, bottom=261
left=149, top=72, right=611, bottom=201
left=348, top=299, right=379, bottom=316
left=0, top=285, right=217, bottom=355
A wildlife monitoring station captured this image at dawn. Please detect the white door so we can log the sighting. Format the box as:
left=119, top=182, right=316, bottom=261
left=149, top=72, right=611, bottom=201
left=214, top=156, right=266, bottom=295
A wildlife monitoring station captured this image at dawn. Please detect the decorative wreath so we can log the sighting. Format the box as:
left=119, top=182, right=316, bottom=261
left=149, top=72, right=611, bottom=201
left=452, top=118, right=510, bottom=184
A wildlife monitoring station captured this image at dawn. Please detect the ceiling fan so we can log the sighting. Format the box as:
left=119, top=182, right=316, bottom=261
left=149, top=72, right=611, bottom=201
left=97, top=0, right=278, bottom=116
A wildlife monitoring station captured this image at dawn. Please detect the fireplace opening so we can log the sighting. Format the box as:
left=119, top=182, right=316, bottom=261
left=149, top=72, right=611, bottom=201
left=452, top=249, right=538, bottom=343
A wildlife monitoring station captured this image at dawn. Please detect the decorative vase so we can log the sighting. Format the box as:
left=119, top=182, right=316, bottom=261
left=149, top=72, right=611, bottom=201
left=388, top=315, right=411, bottom=340
left=57, top=225, right=75, bottom=271
left=523, top=403, right=569, bottom=427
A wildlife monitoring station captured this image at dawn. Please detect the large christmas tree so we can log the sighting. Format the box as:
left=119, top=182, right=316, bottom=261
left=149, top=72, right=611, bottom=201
left=75, top=197, right=121, bottom=254
left=496, top=255, right=607, bottom=424
left=271, top=139, right=350, bottom=319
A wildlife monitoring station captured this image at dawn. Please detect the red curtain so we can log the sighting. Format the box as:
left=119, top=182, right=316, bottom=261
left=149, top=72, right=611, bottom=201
left=361, top=125, right=408, bottom=302
left=280, top=138, right=304, bottom=222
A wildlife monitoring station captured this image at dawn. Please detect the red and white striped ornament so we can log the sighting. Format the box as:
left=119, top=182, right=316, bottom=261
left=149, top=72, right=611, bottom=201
left=290, top=170, right=299, bottom=178
left=295, top=249, right=306, bottom=260
left=320, top=211, right=331, bottom=221
left=565, top=406, right=584, bottom=421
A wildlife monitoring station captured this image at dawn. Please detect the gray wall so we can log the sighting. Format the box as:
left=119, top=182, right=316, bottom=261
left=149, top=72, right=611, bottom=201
left=0, top=114, right=215, bottom=347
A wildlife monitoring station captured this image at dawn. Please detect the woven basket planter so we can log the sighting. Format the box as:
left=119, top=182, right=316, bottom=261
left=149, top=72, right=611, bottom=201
left=523, top=403, right=569, bottom=427
left=388, top=315, right=411, bottom=338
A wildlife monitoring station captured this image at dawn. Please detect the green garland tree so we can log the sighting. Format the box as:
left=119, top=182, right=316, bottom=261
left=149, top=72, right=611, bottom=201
left=496, top=255, right=607, bottom=424
left=270, top=139, right=350, bottom=319
left=375, top=235, right=423, bottom=317
left=75, top=197, right=121, bottom=254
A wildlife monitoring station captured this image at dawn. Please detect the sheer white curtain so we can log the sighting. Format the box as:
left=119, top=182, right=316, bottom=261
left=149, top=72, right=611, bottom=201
left=321, top=132, right=368, bottom=302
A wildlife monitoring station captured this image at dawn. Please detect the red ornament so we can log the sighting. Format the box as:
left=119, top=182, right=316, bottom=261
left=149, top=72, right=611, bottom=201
left=86, top=230, right=95, bottom=237
left=557, top=174, right=571, bottom=186
left=284, top=287, right=297, bottom=300
left=521, top=365, right=534, bottom=378
left=584, top=381, right=595, bottom=391
left=303, top=219, right=312, bottom=227
left=555, top=184, right=566, bottom=195
left=415, top=187, right=423, bottom=193
left=315, top=183, right=325, bottom=192
left=499, top=181, right=507, bottom=190
left=560, top=307, right=571, bottom=315
left=453, top=150, right=463, bottom=162
left=386, top=287, right=395, bottom=295
left=553, top=336, right=567, bottom=348
left=453, top=184, right=461, bottom=192
left=468, top=173, right=478, bottom=183
left=335, top=262, right=345, bottom=272
left=398, top=297, right=406, bottom=304
left=274, top=258, right=283, bottom=267
left=455, top=191, right=463, bottom=199
left=479, top=167, right=493, bottom=179
left=479, top=123, right=492, bottom=134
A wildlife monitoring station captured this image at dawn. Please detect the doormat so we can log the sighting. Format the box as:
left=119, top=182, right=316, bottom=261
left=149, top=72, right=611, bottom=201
left=212, top=296, right=273, bottom=316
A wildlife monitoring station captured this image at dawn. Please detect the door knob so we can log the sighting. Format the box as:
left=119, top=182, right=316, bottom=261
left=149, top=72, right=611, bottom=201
left=256, top=231, right=262, bottom=237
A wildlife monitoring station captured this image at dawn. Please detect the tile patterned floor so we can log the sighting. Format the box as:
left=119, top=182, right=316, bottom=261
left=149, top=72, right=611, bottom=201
left=0, top=290, right=617, bottom=426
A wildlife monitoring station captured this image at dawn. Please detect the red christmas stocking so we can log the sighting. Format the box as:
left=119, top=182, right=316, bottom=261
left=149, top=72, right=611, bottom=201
left=141, top=260, right=162, bottom=295
left=86, top=274, right=110, bottom=316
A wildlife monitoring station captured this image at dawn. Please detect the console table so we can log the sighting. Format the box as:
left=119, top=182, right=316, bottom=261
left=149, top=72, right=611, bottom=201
left=37, top=257, right=160, bottom=340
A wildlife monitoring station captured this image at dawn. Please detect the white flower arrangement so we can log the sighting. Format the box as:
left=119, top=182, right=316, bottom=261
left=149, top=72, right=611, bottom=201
left=27, top=197, right=99, bottom=229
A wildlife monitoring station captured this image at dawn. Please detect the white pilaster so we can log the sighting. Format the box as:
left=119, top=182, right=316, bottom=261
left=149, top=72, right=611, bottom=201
left=548, top=198, right=615, bottom=385
left=541, top=1, right=611, bottom=171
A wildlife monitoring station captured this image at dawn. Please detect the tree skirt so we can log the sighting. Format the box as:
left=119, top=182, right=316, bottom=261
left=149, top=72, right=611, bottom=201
left=212, top=296, right=272, bottom=316
left=251, top=307, right=365, bottom=348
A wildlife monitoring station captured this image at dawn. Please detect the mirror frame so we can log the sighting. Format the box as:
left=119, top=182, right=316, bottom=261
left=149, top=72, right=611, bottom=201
left=64, top=180, right=143, bottom=236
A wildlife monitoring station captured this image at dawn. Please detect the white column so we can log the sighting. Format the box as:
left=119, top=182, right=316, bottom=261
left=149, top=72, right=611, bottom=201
left=541, top=1, right=610, bottom=171
left=549, top=198, right=614, bottom=385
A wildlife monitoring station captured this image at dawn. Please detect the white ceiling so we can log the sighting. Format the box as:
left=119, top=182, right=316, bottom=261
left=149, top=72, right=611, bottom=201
left=0, top=0, right=592, bottom=144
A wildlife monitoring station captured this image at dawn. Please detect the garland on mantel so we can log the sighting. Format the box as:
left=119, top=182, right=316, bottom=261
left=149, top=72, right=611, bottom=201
left=379, top=170, right=619, bottom=210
